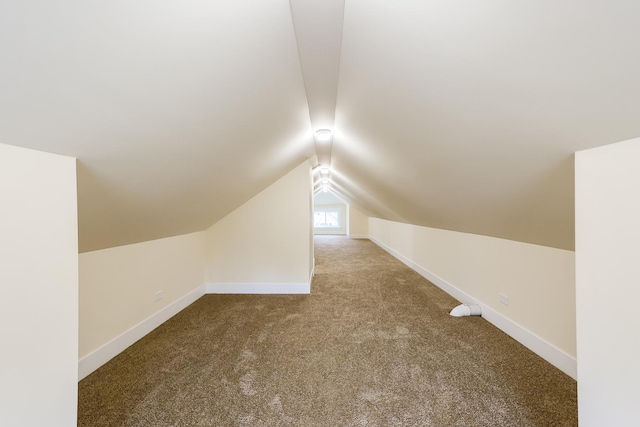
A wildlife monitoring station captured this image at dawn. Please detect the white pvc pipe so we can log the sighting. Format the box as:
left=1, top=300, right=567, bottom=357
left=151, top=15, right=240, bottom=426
left=449, top=303, right=482, bottom=317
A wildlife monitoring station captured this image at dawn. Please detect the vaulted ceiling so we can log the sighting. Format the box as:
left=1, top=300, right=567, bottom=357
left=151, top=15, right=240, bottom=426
left=2, top=1, right=639, bottom=252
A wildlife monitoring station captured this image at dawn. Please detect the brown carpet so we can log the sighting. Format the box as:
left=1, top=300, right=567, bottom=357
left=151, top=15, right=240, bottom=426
left=78, top=236, right=577, bottom=426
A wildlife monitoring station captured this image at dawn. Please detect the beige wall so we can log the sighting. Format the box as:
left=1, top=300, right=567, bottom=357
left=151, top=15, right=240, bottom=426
left=369, top=218, right=576, bottom=373
left=576, top=137, right=640, bottom=426
left=308, top=172, right=315, bottom=280
left=0, top=144, right=78, bottom=426
left=79, top=231, right=205, bottom=359
left=78, top=160, right=314, bottom=376
left=348, top=205, right=369, bottom=237
left=205, top=160, right=313, bottom=288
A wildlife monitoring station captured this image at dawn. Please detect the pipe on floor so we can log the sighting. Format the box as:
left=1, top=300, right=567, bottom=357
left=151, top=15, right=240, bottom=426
left=449, top=304, right=482, bottom=317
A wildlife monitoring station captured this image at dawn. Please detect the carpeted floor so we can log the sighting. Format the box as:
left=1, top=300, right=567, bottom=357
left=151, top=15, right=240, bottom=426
left=78, top=236, right=577, bottom=426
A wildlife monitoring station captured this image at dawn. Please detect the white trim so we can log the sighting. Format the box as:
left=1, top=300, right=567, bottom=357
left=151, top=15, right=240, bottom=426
left=309, top=263, right=315, bottom=291
left=348, top=234, right=370, bottom=239
left=205, top=282, right=311, bottom=294
left=78, top=285, right=205, bottom=380
left=314, top=204, right=347, bottom=235
left=314, top=230, right=347, bottom=235
left=481, top=306, right=577, bottom=379
left=369, top=236, right=475, bottom=304
left=369, top=236, right=577, bottom=380
left=78, top=275, right=314, bottom=380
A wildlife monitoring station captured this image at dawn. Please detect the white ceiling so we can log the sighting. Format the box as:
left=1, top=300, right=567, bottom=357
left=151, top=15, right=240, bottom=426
left=2, top=0, right=639, bottom=252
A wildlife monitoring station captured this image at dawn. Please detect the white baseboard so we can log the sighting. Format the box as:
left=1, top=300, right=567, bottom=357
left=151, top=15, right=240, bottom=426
left=348, top=234, right=370, bottom=239
left=79, top=276, right=314, bottom=380
left=78, top=285, right=205, bottom=380
left=206, top=282, right=311, bottom=294
left=369, top=236, right=577, bottom=380
left=481, top=305, right=577, bottom=379
left=369, top=236, right=477, bottom=305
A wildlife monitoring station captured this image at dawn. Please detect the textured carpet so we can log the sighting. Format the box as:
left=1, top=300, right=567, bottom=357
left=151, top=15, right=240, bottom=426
left=78, top=236, right=577, bottom=426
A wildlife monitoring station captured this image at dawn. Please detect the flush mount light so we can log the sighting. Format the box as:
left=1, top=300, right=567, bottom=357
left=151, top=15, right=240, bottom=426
left=315, top=129, right=332, bottom=141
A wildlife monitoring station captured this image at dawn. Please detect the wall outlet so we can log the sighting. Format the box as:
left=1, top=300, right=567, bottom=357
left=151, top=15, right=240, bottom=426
left=499, top=293, right=509, bottom=306
left=153, top=291, right=163, bottom=302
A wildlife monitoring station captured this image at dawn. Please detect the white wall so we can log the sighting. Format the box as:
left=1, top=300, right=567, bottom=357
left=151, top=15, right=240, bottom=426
left=0, top=143, right=78, bottom=426
left=368, top=218, right=576, bottom=378
left=314, top=190, right=343, bottom=205
left=575, top=137, right=640, bottom=426
left=313, top=191, right=347, bottom=235
left=348, top=205, right=369, bottom=237
left=312, top=191, right=369, bottom=237
left=314, top=203, right=347, bottom=235
left=79, top=231, right=205, bottom=378
left=205, top=160, right=313, bottom=292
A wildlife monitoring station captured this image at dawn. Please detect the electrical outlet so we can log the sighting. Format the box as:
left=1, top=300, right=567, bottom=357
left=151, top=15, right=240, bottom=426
left=153, top=291, right=163, bottom=302
left=499, top=293, right=509, bottom=306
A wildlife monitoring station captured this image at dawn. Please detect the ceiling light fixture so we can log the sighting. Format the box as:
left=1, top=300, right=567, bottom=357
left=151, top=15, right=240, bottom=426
left=315, top=129, right=332, bottom=142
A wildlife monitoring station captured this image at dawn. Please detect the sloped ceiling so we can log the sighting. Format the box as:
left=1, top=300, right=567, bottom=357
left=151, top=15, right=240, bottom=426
left=1, top=0, right=315, bottom=252
left=309, top=0, right=640, bottom=250
left=2, top=1, right=639, bottom=252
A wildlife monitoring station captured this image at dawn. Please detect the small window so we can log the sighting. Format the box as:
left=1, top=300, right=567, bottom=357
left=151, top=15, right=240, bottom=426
left=314, top=210, right=340, bottom=228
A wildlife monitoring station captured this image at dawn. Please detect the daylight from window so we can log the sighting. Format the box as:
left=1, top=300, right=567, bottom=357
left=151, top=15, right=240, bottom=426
left=314, top=211, right=340, bottom=228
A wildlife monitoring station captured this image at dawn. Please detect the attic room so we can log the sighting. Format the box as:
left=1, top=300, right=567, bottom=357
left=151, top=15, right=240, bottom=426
left=1, top=0, right=639, bottom=425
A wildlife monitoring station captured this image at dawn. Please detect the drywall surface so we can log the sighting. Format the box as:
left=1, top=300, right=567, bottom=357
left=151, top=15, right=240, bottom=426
left=314, top=204, right=347, bottom=235
left=205, top=160, right=312, bottom=288
left=308, top=172, right=315, bottom=283
left=79, top=231, right=205, bottom=358
left=348, top=205, right=369, bottom=237
left=369, top=218, right=576, bottom=358
left=0, top=143, right=78, bottom=426
left=314, top=191, right=347, bottom=235
left=314, top=190, right=344, bottom=205
left=575, top=137, right=640, bottom=426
